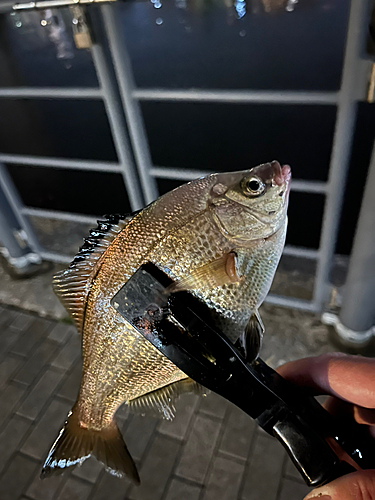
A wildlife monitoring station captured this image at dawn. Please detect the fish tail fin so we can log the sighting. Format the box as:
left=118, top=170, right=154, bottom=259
left=41, top=407, right=140, bottom=484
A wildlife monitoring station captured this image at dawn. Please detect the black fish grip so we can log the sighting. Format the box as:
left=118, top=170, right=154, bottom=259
left=111, top=263, right=373, bottom=487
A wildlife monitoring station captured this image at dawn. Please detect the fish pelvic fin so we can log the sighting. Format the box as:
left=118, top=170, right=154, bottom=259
left=236, top=310, right=264, bottom=363
left=41, top=407, right=140, bottom=484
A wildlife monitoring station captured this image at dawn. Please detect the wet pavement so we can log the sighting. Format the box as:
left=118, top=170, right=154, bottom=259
left=0, top=297, right=339, bottom=500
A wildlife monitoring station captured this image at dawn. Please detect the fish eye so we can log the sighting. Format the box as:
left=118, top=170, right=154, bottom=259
left=242, top=177, right=265, bottom=196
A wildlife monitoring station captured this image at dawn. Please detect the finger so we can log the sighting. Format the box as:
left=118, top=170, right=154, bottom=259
left=323, top=396, right=353, bottom=418
left=277, top=354, right=375, bottom=408
left=353, top=405, right=375, bottom=426
left=304, top=470, right=375, bottom=500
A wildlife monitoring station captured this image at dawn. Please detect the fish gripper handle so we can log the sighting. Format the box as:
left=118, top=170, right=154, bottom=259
left=272, top=413, right=356, bottom=487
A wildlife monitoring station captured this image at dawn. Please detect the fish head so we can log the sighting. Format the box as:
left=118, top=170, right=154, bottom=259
left=208, top=161, right=291, bottom=243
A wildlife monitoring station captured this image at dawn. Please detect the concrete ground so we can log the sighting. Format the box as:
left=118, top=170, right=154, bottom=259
left=0, top=257, right=342, bottom=500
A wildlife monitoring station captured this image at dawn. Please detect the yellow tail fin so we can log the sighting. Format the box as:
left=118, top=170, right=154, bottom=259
left=41, top=407, right=140, bottom=484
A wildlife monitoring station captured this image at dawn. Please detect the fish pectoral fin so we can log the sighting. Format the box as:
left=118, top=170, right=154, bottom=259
left=127, top=378, right=206, bottom=420
left=169, top=251, right=241, bottom=292
left=41, top=405, right=139, bottom=484
left=236, top=310, right=264, bottom=363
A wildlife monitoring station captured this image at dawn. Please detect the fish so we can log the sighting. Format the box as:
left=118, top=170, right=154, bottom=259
left=42, top=160, right=291, bottom=483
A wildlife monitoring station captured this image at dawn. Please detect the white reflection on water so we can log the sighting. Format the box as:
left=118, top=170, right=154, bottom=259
left=8, top=9, right=74, bottom=67
left=234, top=0, right=246, bottom=18
left=41, top=9, right=74, bottom=64
left=286, top=0, right=298, bottom=12
left=156, top=17, right=164, bottom=24
left=151, top=0, right=163, bottom=8
left=175, top=0, right=188, bottom=8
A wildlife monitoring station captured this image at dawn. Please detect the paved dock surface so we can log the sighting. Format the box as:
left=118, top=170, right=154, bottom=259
left=0, top=303, right=338, bottom=500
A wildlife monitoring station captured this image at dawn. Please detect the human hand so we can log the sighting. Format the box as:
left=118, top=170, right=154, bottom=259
left=277, top=353, right=375, bottom=500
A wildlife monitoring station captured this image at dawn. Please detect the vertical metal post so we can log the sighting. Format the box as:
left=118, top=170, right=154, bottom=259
left=338, top=141, right=375, bottom=336
left=0, top=164, right=42, bottom=253
left=0, top=183, right=30, bottom=258
left=313, top=0, right=371, bottom=310
left=100, top=3, right=159, bottom=204
left=90, top=43, right=145, bottom=211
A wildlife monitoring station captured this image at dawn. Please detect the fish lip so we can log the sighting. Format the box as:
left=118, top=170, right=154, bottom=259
left=270, top=161, right=291, bottom=187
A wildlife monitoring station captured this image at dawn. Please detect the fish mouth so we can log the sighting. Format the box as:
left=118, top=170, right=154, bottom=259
left=271, top=161, right=291, bottom=188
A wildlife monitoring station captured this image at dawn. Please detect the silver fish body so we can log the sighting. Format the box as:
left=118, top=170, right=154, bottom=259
left=42, top=160, right=291, bottom=483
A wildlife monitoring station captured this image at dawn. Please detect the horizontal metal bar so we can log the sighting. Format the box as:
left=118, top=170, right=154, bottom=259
left=0, top=88, right=102, bottom=99
left=21, top=207, right=99, bottom=225
left=151, top=167, right=327, bottom=194
left=133, top=89, right=339, bottom=105
left=150, top=167, right=212, bottom=181
left=0, top=0, right=115, bottom=13
left=1, top=159, right=327, bottom=194
left=16, top=0, right=115, bottom=8
left=0, top=154, right=121, bottom=172
left=38, top=253, right=320, bottom=309
left=291, top=180, right=327, bottom=194
left=283, top=245, right=319, bottom=259
left=23, top=208, right=319, bottom=262
left=39, top=250, right=73, bottom=264
left=265, top=294, right=318, bottom=312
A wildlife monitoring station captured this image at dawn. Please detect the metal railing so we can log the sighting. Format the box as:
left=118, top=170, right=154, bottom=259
left=0, top=0, right=372, bottom=313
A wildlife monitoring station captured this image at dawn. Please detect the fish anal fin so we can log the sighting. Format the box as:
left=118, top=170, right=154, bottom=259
left=53, top=214, right=130, bottom=332
left=41, top=406, right=139, bottom=484
left=127, top=378, right=205, bottom=420
left=237, top=310, right=264, bottom=363
left=169, top=251, right=241, bottom=293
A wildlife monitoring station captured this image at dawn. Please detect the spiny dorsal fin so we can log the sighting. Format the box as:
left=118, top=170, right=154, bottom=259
left=53, top=214, right=131, bottom=332
left=127, top=378, right=206, bottom=420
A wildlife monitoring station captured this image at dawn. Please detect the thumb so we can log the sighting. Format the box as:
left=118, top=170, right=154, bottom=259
left=304, top=470, right=375, bottom=500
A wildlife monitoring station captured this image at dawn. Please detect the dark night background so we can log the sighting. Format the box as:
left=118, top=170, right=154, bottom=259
left=0, top=0, right=373, bottom=254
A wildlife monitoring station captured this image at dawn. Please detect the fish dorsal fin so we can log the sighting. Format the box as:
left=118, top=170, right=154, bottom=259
left=53, top=214, right=131, bottom=332
left=127, top=378, right=206, bottom=420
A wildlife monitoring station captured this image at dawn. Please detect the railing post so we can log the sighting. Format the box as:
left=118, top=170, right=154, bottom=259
left=313, top=0, right=372, bottom=311
left=324, top=141, right=375, bottom=346
left=0, top=176, right=44, bottom=277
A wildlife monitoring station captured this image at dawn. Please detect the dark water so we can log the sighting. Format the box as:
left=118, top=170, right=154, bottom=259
left=0, top=0, right=374, bottom=254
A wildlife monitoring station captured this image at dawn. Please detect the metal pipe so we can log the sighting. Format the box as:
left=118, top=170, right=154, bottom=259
left=0, top=185, right=43, bottom=274
left=0, top=184, right=30, bottom=258
left=133, top=89, right=339, bottom=105
left=0, top=88, right=103, bottom=99
left=100, top=4, right=158, bottom=204
left=150, top=167, right=328, bottom=193
left=0, top=0, right=116, bottom=13
left=39, top=250, right=73, bottom=264
left=265, top=294, right=318, bottom=312
left=21, top=207, right=98, bottom=224
left=339, top=141, right=375, bottom=333
left=0, top=163, right=43, bottom=254
left=283, top=246, right=319, bottom=259
left=90, top=42, right=144, bottom=211
left=20, top=205, right=319, bottom=258
left=0, top=154, right=121, bottom=172
left=313, top=0, right=371, bottom=310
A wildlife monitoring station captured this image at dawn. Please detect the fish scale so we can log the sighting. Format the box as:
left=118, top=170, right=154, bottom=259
left=42, top=161, right=291, bottom=484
